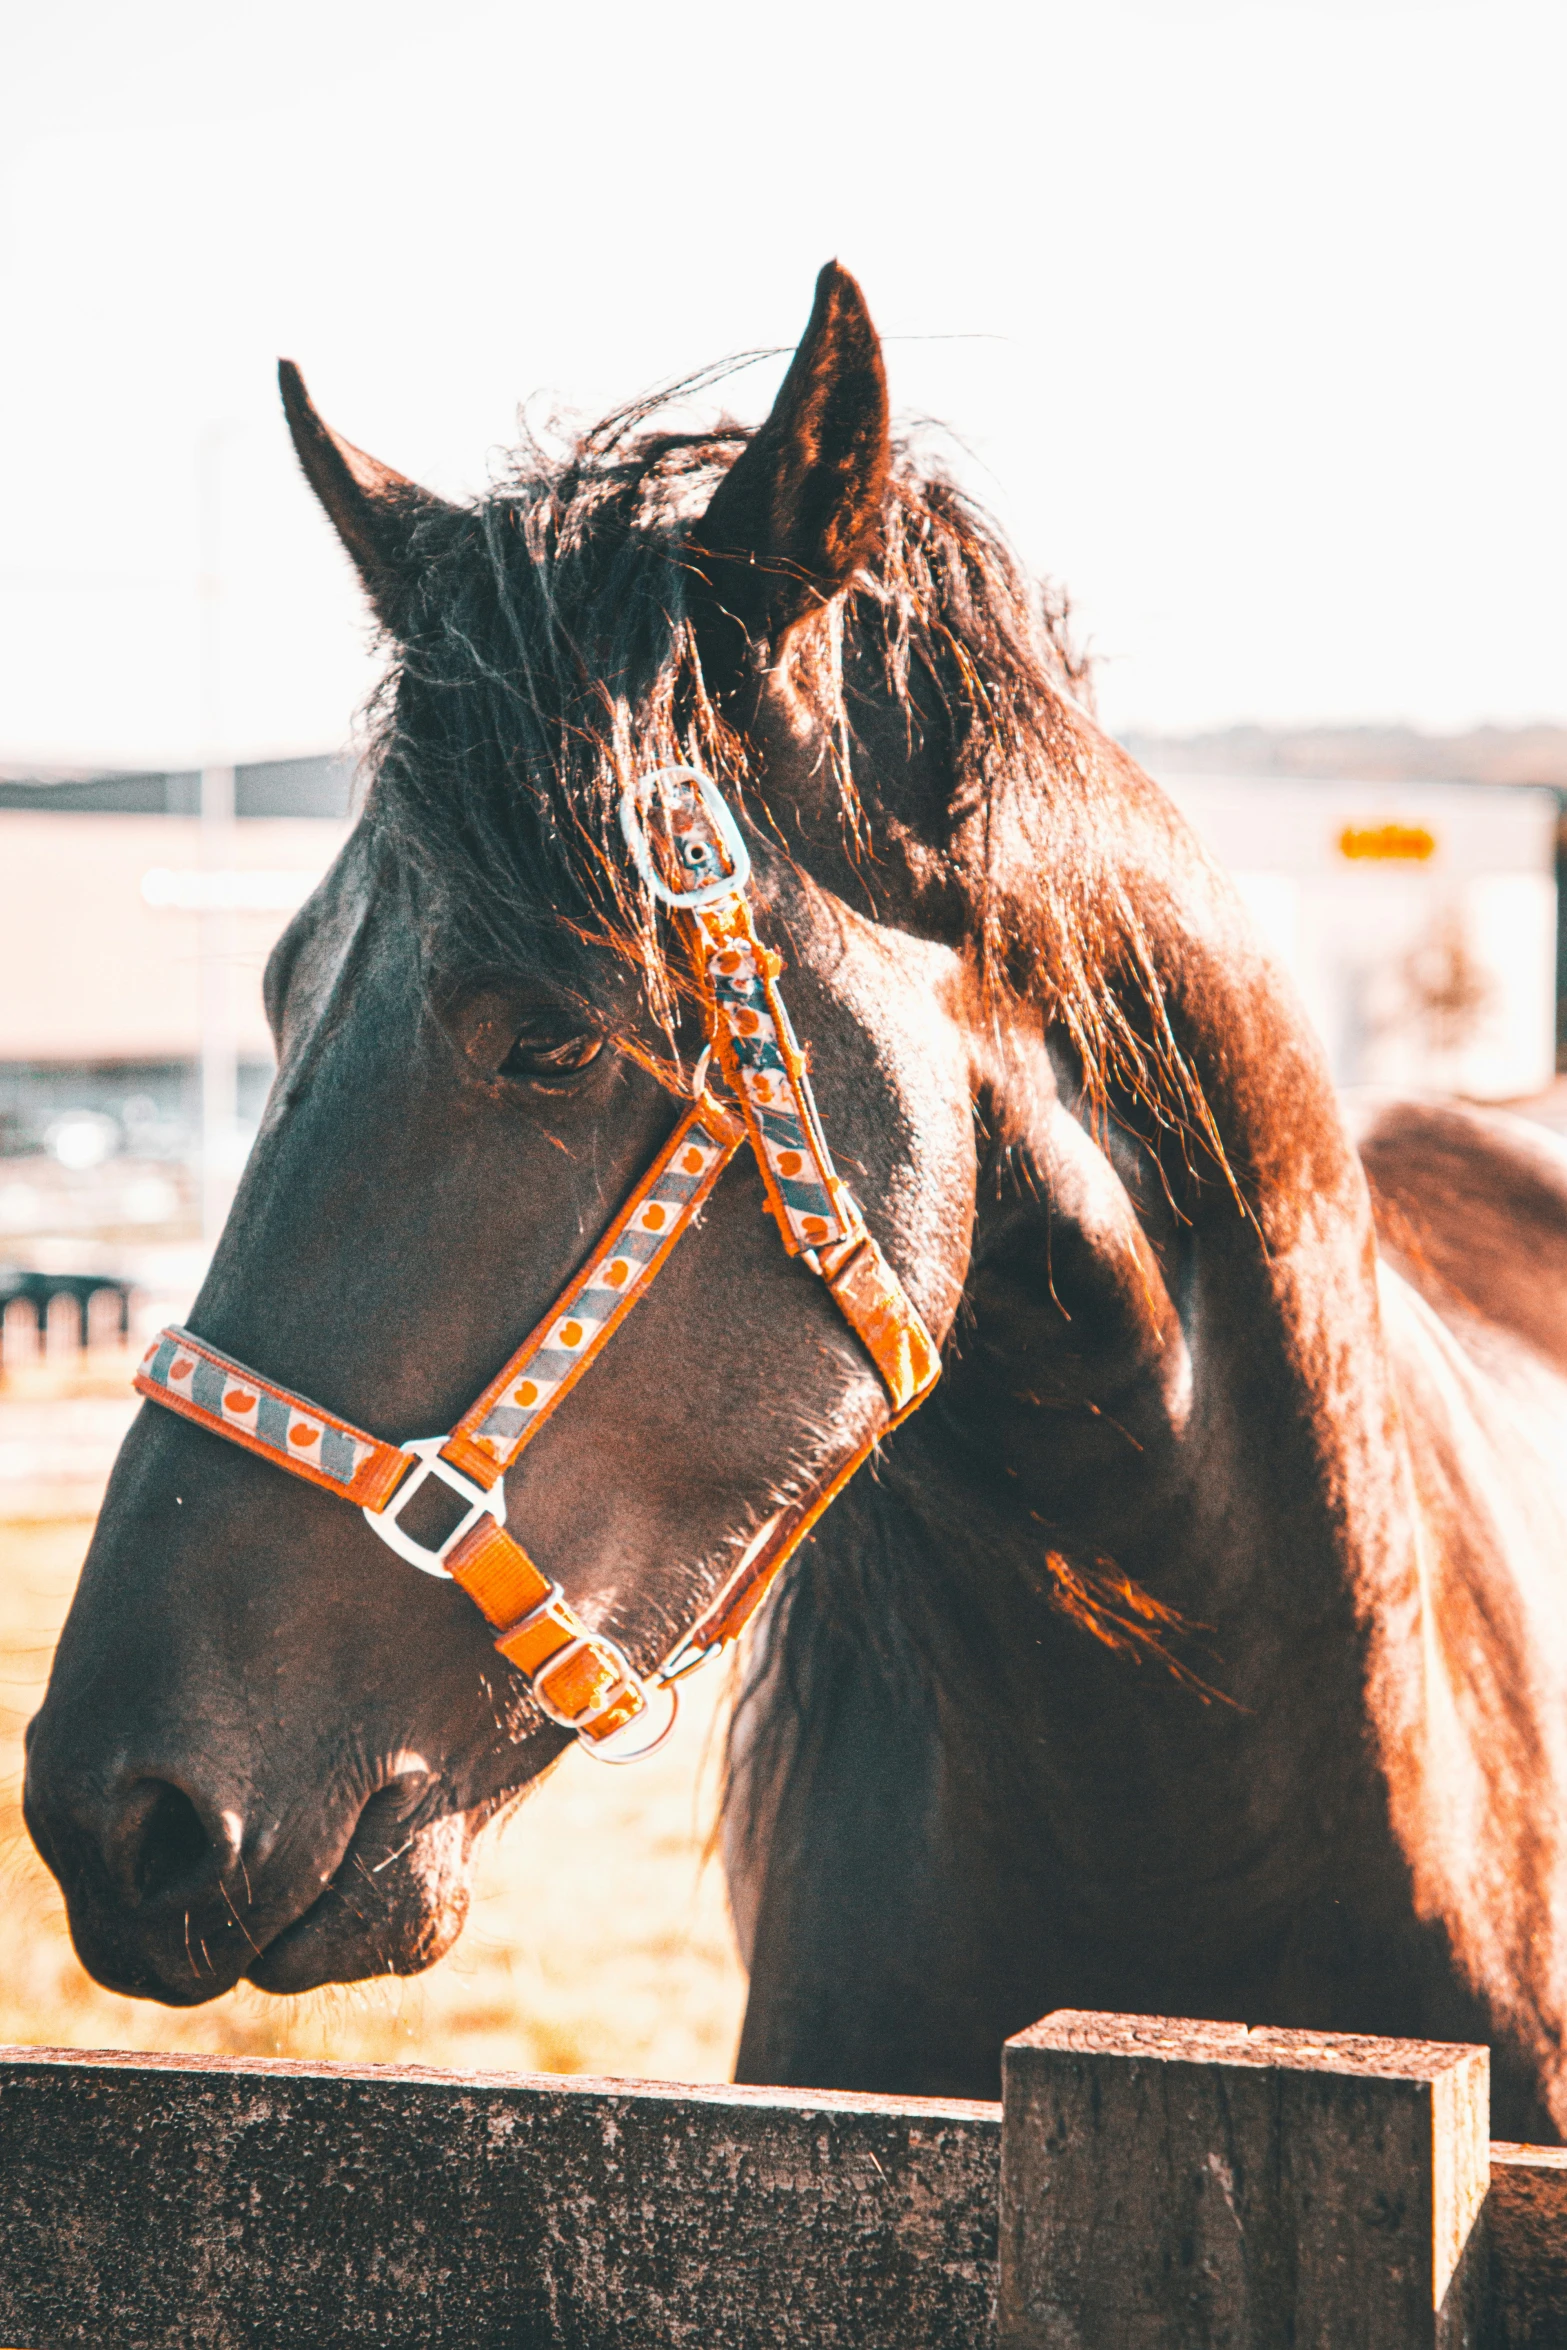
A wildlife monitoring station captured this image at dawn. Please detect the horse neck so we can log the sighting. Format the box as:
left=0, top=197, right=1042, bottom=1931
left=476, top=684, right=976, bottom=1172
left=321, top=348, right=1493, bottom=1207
left=891, top=742, right=1413, bottom=1911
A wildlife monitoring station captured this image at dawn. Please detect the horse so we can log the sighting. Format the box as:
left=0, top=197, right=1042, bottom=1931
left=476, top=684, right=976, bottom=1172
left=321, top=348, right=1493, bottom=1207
left=24, top=265, right=1567, bottom=2142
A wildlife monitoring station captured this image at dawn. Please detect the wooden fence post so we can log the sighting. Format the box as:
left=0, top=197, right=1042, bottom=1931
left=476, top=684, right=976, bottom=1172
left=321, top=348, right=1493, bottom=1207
left=1488, top=2143, right=1567, bottom=2348
left=999, top=2011, right=1490, bottom=2350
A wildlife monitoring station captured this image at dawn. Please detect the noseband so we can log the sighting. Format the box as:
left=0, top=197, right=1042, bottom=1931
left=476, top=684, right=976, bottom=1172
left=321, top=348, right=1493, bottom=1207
left=134, top=769, right=939, bottom=1759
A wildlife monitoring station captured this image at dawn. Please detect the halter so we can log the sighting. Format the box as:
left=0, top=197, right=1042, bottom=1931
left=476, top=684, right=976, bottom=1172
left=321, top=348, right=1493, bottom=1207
left=134, top=768, right=939, bottom=1760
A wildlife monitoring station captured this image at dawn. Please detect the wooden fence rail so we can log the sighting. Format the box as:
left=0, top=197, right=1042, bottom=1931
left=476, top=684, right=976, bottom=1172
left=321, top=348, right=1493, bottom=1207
left=2, top=2018, right=1565, bottom=2348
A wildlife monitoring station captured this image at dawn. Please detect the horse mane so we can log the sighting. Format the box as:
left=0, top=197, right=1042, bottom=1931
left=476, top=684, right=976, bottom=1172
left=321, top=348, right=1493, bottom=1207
left=361, top=384, right=1194, bottom=1142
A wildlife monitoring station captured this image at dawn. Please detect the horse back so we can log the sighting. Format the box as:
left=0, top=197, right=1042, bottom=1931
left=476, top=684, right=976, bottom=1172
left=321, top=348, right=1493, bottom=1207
left=1353, top=1094, right=1567, bottom=1377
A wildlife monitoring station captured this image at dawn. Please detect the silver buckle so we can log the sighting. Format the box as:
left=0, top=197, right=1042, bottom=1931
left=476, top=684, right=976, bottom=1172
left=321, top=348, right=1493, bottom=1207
left=619, top=765, right=751, bottom=910
left=533, top=1632, right=641, bottom=1732
left=496, top=1588, right=676, bottom=1762
left=362, top=1435, right=505, bottom=1580
left=577, top=1678, right=679, bottom=1766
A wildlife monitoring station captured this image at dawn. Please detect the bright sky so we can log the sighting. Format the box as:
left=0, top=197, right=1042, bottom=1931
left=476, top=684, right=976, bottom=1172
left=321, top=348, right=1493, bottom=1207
left=3, top=0, right=1564, bottom=768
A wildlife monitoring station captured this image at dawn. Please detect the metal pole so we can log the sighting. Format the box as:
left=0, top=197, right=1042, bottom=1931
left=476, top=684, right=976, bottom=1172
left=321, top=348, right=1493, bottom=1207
left=197, top=426, right=239, bottom=1247
left=198, top=761, right=237, bottom=1245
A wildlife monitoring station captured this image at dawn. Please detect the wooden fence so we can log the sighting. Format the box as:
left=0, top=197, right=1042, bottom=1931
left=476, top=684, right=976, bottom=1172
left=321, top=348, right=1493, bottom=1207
left=1, top=2014, right=1565, bottom=2347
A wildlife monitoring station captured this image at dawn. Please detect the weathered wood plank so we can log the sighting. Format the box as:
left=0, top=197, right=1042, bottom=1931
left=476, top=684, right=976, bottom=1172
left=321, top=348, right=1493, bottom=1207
left=999, top=2010, right=1490, bottom=2350
left=0, top=2045, right=1000, bottom=2350
left=1490, top=2143, right=1567, bottom=2349
left=9, top=2028, right=1564, bottom=2349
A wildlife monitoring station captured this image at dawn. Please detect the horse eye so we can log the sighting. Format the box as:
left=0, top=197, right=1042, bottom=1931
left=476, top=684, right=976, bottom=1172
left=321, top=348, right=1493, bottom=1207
left=498, top=1029, right=604, bottom=1078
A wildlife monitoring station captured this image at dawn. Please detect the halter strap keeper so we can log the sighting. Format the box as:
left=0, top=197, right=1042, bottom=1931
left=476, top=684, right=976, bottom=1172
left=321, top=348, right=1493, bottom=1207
left=819, top=1230, right=940, bottom=1414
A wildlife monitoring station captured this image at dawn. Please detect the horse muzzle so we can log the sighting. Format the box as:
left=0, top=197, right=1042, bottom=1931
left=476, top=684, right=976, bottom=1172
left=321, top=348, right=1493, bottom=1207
left=22, top=1720, right=472, bottom=2005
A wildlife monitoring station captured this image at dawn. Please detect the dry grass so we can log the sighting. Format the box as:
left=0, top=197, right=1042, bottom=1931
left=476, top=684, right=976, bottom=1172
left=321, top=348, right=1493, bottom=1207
left=0, top=1374, right=749, bottom=2081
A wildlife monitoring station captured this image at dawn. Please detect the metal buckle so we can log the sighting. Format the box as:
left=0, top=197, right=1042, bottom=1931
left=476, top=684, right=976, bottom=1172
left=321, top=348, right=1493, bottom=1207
left=498, top=1587, right=676, bottom=1762
left=362, top=1435, right=505, bottom=1580
left=536, top=1634, right=680, bottom=1766
left=532, top=1631, right=643, bottom=1732
left=619, top=765, right=751, bottom=910
left=578, top=1679, right=679, bottom=1766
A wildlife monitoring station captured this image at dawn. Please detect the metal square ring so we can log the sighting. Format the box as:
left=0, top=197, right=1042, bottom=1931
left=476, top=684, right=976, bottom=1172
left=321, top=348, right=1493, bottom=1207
left=362, top=1436, right=506, bottom=1579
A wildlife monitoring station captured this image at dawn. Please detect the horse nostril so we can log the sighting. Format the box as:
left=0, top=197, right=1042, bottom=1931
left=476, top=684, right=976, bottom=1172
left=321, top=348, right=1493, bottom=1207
left=128, top=1780, right=216, bottom=1902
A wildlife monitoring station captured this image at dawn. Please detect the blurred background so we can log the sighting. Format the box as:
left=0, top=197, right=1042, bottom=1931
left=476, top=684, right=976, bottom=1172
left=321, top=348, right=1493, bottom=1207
left=2, top=0, right=1564, bottom=2079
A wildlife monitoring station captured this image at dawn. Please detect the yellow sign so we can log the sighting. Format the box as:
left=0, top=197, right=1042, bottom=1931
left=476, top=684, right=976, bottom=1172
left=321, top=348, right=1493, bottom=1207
left=1338, top=822, right=1437, bottom=862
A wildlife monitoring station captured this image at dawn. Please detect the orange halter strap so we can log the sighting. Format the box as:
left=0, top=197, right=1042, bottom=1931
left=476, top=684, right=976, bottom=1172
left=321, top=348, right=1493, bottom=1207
left=135, top=768, right=939, bottom=1760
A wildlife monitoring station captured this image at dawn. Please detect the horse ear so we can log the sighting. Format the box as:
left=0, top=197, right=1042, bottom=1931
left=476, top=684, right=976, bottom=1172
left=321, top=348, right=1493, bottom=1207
left=689, top=261, right=890, bottom=679
left=278, top=361, right=455, bottom=632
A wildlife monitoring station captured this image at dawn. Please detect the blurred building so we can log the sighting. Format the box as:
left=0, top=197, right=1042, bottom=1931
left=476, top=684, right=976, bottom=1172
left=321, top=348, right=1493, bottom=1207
left=1157, top=774, right=1559, bottom=1099
left=1129, top=726, right=1567, bottom=1072
left=0, top=756, right=352, bottom=1277
left=2, top=750, right=1559, bottom=1286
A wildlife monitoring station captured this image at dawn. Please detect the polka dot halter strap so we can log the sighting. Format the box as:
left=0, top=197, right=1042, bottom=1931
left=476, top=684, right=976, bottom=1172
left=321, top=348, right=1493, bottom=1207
left=135, top=768, right=940, bottom=1762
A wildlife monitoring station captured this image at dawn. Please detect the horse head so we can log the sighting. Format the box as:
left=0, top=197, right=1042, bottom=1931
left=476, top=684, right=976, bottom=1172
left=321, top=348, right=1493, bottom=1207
left=24, top=266, right=991, bottom=2003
